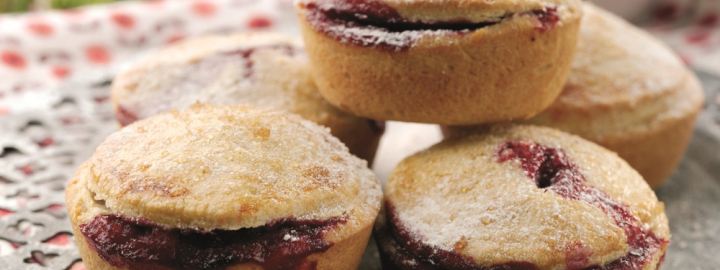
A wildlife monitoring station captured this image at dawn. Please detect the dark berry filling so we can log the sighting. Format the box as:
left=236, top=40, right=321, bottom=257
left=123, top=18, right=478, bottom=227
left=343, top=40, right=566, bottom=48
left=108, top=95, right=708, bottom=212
left=308, top=0, right=500, bottom=32
left=116, top=105, right=139, bottom=126
left=80, top=214, right=345, bottom=270
left=497, top=141, right=668, bottom=270
left=533, top=8, right=560, bottom=33
left=301, top=0, right=560, bottom=50
left=497, top=141, right=571, bottom=189
left=376, top=202, right=539, bottom=270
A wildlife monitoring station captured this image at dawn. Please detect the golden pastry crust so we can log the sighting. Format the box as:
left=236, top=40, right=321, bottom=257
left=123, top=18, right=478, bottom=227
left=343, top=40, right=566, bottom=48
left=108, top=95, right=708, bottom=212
left=446, top=3, right=705, bottom=186
left=66, top=105, right=382, bottom=269
left=383, top=125, right=669, bottom=269
left=296, top=0, right=582, bottom=124
left=70, top=105, right=381, bottom=231
left=111, top=33, right=383, bottom=162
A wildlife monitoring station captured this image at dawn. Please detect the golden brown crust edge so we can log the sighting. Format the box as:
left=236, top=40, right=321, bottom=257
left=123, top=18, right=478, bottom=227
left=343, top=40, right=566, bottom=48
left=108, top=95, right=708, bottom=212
left=297, top=7, right=581, bottom=125
left=599, top=104, right=702, bottom=188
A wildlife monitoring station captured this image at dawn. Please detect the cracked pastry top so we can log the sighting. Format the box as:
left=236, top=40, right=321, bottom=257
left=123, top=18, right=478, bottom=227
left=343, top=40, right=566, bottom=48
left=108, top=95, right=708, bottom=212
left=377, top=125, right=669, bottom=269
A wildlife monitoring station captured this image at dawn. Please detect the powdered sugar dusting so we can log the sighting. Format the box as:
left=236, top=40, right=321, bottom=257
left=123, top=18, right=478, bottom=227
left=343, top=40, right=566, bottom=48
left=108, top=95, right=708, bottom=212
left=322, top=23, right=466, bottom=50
left=382, top=128, right=667, bottom=268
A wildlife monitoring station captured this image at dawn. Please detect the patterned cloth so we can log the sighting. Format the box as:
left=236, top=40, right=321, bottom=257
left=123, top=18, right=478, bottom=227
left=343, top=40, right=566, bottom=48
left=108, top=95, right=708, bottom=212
left=643, top=0, right=720, bottom=75
left=0, top=0, right=718, bottom=116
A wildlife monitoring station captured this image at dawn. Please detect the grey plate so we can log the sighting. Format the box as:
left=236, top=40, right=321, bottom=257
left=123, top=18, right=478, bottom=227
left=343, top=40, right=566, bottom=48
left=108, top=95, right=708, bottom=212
left=655, top=71, right=720, bottom=269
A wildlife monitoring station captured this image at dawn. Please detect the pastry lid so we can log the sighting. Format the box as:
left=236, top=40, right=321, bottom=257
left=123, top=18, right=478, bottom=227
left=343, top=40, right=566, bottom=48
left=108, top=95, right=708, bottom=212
left=81, top=104, right=382, bottom=230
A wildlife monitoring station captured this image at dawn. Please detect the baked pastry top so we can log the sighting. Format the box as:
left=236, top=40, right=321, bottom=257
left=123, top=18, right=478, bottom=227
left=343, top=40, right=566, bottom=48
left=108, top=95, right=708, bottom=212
left=527, top=3, right=704, bottom=139
left=112, top=33, right=362, bottom=129
left=70, top=105, right=382, bottom=232
left=383, top=125, right=669, bottom=269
